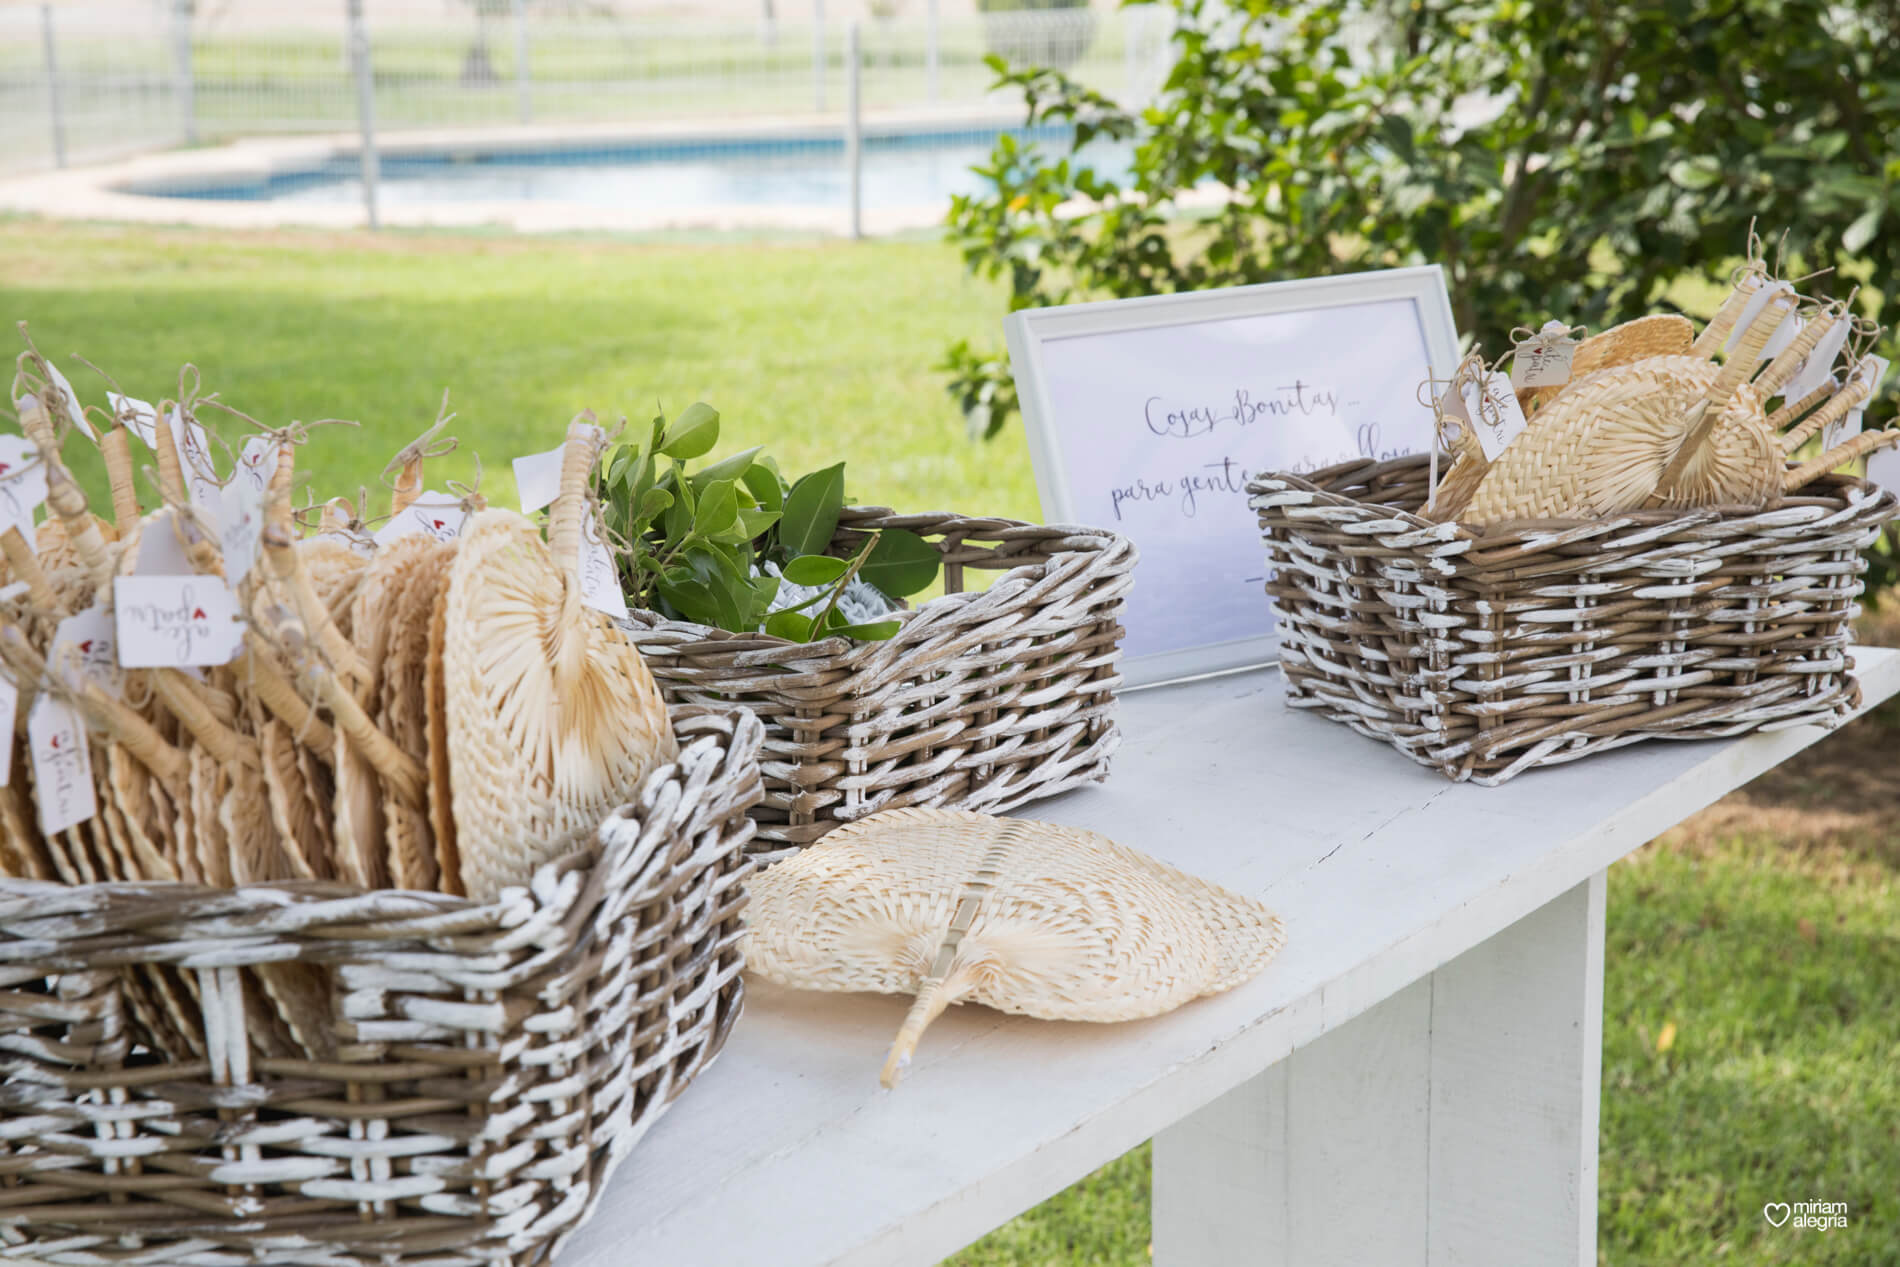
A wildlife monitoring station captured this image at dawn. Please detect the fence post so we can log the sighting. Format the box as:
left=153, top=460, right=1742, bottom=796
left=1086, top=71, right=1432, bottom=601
left=926, top=0, right=939, bottom=105
left=811, top=0, right=825, bottom=112
left=39, top=5, right=65, bottom=169
left=512, top=0, right=532, bottom=124
left=845, top=19, right=861, bottom=240
left=347, top=0, right=380, bottom=231
left=172, top=0, right=197, bottom=145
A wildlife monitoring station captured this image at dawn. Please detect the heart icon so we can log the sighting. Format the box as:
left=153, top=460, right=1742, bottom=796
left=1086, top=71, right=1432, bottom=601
left=1763, top=1202, right=1791, bottom=1227
left=191, top=608, right=207, bottom=620
left=78, top=640, right=93, bottom=653
left=432, top=519, right=446, bottom=531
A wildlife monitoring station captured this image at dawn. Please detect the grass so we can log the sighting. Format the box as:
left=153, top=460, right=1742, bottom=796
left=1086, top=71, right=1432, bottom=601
left=0, top=220, right=1037, bottom=523
left=4, top=220, right=1896, bottom=1265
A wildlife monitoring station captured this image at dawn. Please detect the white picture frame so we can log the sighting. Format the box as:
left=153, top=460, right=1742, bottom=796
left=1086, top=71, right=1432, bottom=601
left=1007, top=265, right=1461, bottom=689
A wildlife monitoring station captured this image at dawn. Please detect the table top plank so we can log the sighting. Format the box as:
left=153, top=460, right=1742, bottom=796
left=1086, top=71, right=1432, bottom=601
left=561, top=647, right=1899, bottom=1267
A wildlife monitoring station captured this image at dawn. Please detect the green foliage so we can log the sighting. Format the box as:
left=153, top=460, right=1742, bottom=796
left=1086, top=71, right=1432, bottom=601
left=597, top=406, right=938, bottom=643
left=945, top=0, right=1900, bottom=440
left=976, top=0, right=1089, bottom=10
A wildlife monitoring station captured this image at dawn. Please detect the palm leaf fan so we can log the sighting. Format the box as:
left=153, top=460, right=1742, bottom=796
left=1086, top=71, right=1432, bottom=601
left=440, top=420, right=676, bottom=901
left=743, top=807, right=1288, bottom=1088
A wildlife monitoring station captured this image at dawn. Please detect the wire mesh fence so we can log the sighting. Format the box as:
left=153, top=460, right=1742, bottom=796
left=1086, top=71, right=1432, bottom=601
left=1, top=3, right=1174, bottom=176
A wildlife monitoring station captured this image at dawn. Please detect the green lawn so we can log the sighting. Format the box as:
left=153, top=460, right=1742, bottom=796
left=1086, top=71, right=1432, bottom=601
left=4, top=220, right=1895, bottom=1265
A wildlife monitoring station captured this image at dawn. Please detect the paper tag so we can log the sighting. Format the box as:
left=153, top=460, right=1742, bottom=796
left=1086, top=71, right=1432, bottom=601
left=1867, top=446, right=1900, bottom=496
left=1467, top=372, right=1529, bottom=461
left=1434, top=380, right=1470, bottom=448
left=0, top=434, right=48, bottom=542
left=1760, top=312, right=1802, bottom=363
left=108, top=392, right=159, bottom=447
left=579, top=511, right=629, bottom=619
left=1786, top=318, right=1854, bottom=403
left=171, top=410, right=223, bottom=515
left=40, top=360, right=96, bottom=441
left=27, top=694, right=95, bottom=834
left=236, top=435, right=279, bottom=495
left=113, top=576, right=246, bottom=667
left=373, top=491, right=467, bottom=547
left=52, top=605, right=121, bottom=698
left=0, top=668, right=15, bottom=787
left=218, top=478, right=268, bottom=586
left=1722, top=280, right=1795, bottom=359
left=1832, top=355, right=1891, bottom=450
left=1509, top=321, right=1579, bottom=390
left=514, top=425, right=605, bottom=515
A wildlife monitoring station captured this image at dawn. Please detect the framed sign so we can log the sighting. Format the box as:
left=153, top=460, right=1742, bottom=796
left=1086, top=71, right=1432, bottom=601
left=1007, top=266, right=1460, bottom=688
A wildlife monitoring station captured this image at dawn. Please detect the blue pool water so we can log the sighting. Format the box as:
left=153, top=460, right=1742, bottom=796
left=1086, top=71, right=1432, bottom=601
left=131, top=125, right=1132, bottom=210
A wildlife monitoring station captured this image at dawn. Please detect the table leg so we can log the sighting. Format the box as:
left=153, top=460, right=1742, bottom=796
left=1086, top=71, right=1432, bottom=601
left=1153, top=871, right=1606, bottom=1266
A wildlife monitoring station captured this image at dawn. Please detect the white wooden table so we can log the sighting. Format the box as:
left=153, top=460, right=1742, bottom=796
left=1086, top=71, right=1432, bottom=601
left=561, top=647, right=1900, bottom=1267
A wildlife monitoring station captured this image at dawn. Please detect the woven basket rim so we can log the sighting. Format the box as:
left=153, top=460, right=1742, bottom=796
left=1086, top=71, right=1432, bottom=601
left=1248, top=454, right=1900, bottom=543
left=0, top=707, right=762, bottom=924
left=620, top=504, right=1134, bottom=657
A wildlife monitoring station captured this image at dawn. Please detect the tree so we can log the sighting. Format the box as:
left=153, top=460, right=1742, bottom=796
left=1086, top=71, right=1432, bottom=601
left=942, top=0, right=1900, bottom=441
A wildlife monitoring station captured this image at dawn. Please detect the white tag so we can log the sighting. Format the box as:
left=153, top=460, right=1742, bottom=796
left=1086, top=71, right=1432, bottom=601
left=1722, top=281, right=1795, bottom=359
left=52, top=605, right=121, bottom=698
left=1467, top=372, right=1529, bottom=462
left=514, top=445, right=567, bottom=515
left=108, top=392, right=159, bottom=447
left=373, top=491, right=467, bottom=546
left=218, top=478, right=268, bottom=586
left=27, top=694, right=94, bottom=835
left=129, top=507, right=195, bottom=578
left=579, top=511, right=629, bottom=619
left=1510, top=322, right=1579, bottom=390
left=113, top=577, right=246, bottom=667
left=1832, top=356, right=1891, bottom=451
left=1434, top=380, right=1471, bottom=449
left=1787, top=318, right=1854, bottom=403
left=0, top=435, right=48, bottom=542
left=1760, top=312, right=1802, bottom=364
left=171, top=410, right=223, bottom=516
left=1867, top=447, right=1900, bottom=496
left=41, top=360, right=96, bottom=441
left=0, top=668, right=15, bottom=786
left=514, top=424, right=605, bottom=515
left=236, top=435, right=280, bottom=494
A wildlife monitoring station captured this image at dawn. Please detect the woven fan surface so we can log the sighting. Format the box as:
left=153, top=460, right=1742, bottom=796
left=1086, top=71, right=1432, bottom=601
left=747, top=807, right=1285, bottom=1023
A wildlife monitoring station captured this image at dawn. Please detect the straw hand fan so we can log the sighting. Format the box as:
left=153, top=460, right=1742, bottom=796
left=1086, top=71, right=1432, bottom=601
left=440, top=420, right=675, bottom=901
left=744, top=807, right=1287, bottom=1088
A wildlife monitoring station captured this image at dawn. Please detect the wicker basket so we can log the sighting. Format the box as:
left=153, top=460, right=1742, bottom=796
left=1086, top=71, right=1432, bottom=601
left=0, top=709, right=764, bottom=1266
left=620, top=507, right=1135, bottom=860
left=1251, top=456, right=1900, bottom=784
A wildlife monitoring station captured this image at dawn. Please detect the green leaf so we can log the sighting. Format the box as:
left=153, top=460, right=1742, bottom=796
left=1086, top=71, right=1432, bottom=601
left=858, top=529, right=940, bottom=598
left=1843, top=206, right=1882, bottom=255
left=780, top=462, right=846, bottom=557
left=781, top=553, right=850, bottom=586
left=732, top=507, right=781, bottom=542
left=659, top=402, right=720, bottom=460
left=635, top=487, right=673, bottom=525
left=692, top=445, right=764, bottom=489
left=836, top=619, right=901, bottom=641
left=692, top=479, right=740, bottom=538
left=741, top=461, right=785, bottom=513
left=764, top=609, right=814, bottom=642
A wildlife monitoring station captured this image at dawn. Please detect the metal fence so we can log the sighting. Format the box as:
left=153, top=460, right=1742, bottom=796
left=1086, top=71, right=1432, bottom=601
left=1, top=3, right=1174, bottom=178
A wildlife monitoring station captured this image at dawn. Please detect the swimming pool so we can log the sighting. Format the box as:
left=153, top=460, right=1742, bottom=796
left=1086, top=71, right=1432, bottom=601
left=125, top=124, right=1132, bottom=211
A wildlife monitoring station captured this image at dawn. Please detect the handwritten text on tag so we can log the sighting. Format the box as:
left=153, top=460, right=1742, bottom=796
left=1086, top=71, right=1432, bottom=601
left=373, top=492, right=466, bottom=547
left=28, top=695, right=95, bottom=835
left=579, top=512, right=629, bottom=619
left=1467, top=372, right=1530, bottom=461
left=236, top=435, right=280, bottom=494
left=52, top=605, right=121, bottom=698
left=219, top=478, right=268, bottom=586
left=113, top=577, right=246, bottom=667
left=1510, top=322, right=1580, bottom=390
